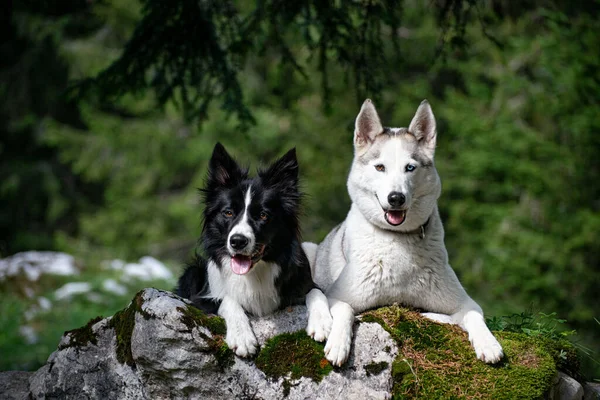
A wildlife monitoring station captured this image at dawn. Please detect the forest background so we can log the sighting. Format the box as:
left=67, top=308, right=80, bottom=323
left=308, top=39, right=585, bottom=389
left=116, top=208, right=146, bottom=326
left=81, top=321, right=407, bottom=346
left=1, top=0, right=598, bottom=379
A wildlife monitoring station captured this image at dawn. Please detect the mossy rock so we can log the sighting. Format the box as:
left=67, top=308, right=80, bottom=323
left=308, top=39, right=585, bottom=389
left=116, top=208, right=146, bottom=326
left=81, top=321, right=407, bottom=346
left=362, top=306, right=576, bottom=400
left=59, top=316, right=103, bottom=350
left=176, top=304, right=226, bottom=336
left=108, top=289, right=153, bottom=366
left=107, top=289, right=233, bottom=369
left=174, top=304, right=233, bottom=369
left=256, top=330, right=333, bottom=396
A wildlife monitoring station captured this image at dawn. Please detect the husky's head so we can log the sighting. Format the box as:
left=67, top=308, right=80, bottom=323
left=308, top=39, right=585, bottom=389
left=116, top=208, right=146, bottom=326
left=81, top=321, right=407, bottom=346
left=348, top=99, right=441, bottom=232
left=201, top=143, right=301, bottom=275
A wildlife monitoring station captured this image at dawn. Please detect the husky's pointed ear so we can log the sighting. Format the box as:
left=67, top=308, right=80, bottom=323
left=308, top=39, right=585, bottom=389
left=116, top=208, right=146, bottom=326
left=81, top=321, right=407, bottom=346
left=409, top=100, right=437, bottom=158
left=354, top=99, right=383, bottom=149
left=260, top=148, right=299, bottom=189
left=207, top=142, right=246, bottom=187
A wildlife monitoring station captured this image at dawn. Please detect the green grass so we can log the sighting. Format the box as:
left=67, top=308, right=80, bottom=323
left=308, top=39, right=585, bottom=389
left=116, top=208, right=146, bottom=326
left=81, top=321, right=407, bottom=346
left=0, top=258, right=178, bottom=371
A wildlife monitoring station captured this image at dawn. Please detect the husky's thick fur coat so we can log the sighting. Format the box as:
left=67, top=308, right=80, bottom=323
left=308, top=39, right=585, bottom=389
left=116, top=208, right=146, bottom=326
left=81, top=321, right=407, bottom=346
left=304, top=100, right=504, bottom=366
left=177, top=143, right=331, bottom=357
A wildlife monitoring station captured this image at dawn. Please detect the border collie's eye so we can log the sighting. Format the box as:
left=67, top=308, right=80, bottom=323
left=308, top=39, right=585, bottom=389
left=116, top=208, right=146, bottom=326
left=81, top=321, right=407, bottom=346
left=375, top=164, right=386, bottom=172
left=259, top=211, right=269, bottom=221
left=405, top=164, right=416, bottom=172
left=223, top=210, right=234, bottom=218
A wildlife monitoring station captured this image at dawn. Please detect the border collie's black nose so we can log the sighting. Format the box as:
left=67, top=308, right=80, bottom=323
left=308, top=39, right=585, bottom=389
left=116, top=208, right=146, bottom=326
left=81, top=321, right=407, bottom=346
left=388, top=192, right=406, bottom=207
left=230, top=234, right=249, bottom=250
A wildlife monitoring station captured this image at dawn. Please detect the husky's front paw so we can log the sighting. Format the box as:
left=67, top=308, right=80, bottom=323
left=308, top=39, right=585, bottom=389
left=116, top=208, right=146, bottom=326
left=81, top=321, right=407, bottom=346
left=307, top=308, right=333, bottom=342
left=471, top=331, right=504, bottom=364
left=324, top=328, right=352, bottom=366
left=226, top=326, right=258, bottom=357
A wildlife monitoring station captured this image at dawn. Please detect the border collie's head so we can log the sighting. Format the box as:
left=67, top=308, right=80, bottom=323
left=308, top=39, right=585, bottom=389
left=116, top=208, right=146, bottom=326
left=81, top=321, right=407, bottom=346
left=201, top=143, right=301, bottom=275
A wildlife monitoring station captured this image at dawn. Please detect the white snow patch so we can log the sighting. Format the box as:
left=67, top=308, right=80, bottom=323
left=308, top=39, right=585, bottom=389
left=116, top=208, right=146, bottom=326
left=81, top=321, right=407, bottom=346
left=19, top=325, right=38, bottom=344
left=122, top=256, right=173, bottom=281
left=0, top=251, right=77, bottom=282
left=103, top=259, right=126, bottom=271
left=24, top=287, right=35, bottom=299
left=54, top=282, right=91, bottom=301
left=24, top=307, right=38, bottom=322
left=86, top=293, right=103, bottom=303
left=102, top=279, right=127, bottom=296
left=38, top=296, right=52, bottom=311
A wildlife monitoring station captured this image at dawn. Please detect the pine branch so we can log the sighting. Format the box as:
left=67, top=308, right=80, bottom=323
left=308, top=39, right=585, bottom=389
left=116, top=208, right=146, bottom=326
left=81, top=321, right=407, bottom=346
left=74, top=0, right=475, bottom=128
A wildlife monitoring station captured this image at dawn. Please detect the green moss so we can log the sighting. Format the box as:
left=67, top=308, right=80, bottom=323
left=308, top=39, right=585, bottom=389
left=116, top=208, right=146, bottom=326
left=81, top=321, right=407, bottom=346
left=176, top=305, right=226, bottom=336
left=105, top=290, right=233, bottom=369
left=107, top=290, right=151, bottom=366
left=59, top=316, right=103, bottom=350
left=175, top=304, right=233, bottom=370
left=364, top=361, right=389, bottom=376
left=256, top=330, right=333, bottom=393
left=362, top=305, right=563, bottom=400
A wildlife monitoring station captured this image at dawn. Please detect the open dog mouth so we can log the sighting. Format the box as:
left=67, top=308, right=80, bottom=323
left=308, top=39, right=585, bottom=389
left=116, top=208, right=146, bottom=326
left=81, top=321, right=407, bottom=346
left=231, top=244, right=266, bottom=275
left=375, top=194, right=407, bottom=226
left=384, top=209, right=406, bottom=226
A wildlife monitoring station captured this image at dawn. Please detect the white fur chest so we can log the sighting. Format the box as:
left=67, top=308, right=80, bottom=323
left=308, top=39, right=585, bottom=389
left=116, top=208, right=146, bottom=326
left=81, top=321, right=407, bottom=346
left=207, top=260, right=281, bottom=316
left=339, top=208, right=445, bottom=311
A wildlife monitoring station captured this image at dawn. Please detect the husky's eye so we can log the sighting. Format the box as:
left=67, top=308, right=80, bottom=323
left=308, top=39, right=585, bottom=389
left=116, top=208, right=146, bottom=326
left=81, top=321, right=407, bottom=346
left=375, top=164, right=386, bottom=172
left=405, top=164, right=416, bottom=172
left=259, top=211, right=269, bottom=221
left=223, top=209, right=234, bottom=218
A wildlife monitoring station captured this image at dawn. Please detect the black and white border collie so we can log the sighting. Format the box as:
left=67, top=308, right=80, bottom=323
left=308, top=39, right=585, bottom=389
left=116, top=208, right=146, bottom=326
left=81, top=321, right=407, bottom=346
left=177, top=143, right=332, bottom=357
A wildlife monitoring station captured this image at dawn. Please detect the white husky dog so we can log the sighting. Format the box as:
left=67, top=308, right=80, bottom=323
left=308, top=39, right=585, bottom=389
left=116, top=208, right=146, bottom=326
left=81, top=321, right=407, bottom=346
left=304, top=99, right=504, bottom=366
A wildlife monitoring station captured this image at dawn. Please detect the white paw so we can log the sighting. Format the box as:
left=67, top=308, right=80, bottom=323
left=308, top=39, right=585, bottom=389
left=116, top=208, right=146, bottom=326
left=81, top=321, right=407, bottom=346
left=307, top=308, right=333, bottom=342
left=324, top=328, right=352, bottom=366
left=226, top=327, right=258, bottom=358
left=471, top=332, right=504, bottom=364
left=422, top=312, right=454, bottom=324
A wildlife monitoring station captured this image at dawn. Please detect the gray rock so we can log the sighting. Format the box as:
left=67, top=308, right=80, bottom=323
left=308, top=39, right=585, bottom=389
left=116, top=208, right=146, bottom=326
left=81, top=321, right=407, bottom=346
left=547, top=372, right=584, bottom=400
left=28, top=288, right=397, bottom=400
left=584, top=382, right=600, bottom=400
left=0, top=371, right=33, bottom=400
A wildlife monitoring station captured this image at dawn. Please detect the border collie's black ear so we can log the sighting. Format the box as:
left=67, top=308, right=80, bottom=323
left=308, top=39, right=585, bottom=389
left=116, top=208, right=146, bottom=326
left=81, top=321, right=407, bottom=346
left=207, top=143, right=246, bottom=187
left=260, top=148, right=299, bottom=190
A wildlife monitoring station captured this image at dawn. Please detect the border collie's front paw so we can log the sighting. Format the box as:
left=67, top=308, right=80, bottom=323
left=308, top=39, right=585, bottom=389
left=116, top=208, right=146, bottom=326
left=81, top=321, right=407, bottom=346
left=324, top=329, right=351, bottom=366
left=226, top=328, right=258, bottom=357
left=307, top=308, right=333, bottom=342
left=471, top=331, right=504, bottom=363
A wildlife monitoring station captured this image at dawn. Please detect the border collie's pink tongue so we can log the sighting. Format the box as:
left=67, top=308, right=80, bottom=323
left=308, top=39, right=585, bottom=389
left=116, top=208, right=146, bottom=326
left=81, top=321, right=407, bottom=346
left=231, top=255, right=252, bottom=275
left=385, top=210, right=406, bottom=226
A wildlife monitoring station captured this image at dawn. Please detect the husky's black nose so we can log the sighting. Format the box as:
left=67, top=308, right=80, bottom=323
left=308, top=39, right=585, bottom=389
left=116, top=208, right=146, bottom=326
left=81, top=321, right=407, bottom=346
left=230, top=234, right=249, bottom=250
left=388, top=192, right=406, bottom=208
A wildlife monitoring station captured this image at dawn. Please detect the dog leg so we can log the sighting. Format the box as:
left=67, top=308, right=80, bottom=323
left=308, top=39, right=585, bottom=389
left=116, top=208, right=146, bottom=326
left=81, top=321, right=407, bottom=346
left=451, top=300, right=503, bottom=364
left=323, top=298, right=354, bottom=366
left=421, top=312, right=454, bottom=324
left=219, top=296, right=258, bottom=357
left=306, top=288, right=333, bottom=342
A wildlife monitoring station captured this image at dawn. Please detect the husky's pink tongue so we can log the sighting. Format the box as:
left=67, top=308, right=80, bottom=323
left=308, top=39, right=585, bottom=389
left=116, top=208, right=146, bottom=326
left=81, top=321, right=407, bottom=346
left=231, top=255, right=252, bottom=275
left=385, top=210, right=406, bottom=226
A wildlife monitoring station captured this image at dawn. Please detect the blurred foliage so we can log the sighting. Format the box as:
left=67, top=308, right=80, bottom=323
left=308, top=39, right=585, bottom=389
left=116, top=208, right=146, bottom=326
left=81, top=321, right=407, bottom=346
left=0, top=0, right=598, bottom=377
left=74, top=0, right=480, bottom=125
